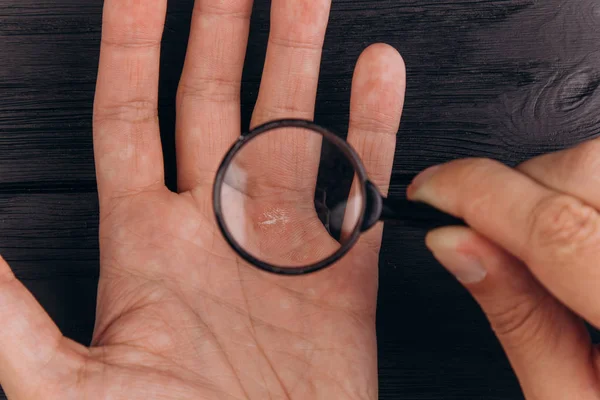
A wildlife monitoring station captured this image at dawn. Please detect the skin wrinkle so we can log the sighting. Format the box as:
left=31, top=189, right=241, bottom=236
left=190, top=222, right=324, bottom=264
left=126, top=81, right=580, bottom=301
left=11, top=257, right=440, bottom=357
left=186, top=287, right=315, bottom=345
left=99, top=38, right=162, bottom=50
left=166, top=287, right=250, bottom=390
left=240, top=301, right=279, bottom=400
left=268, top=36, right=324, bottom=51
left=98, top=187, right=166, bottom=222
left=254, top=320, right=360, bottom=399
left=117, top=309, right=174, bottom=352
left=93, top=306, right=245, bottom=399
left=97, top=257, right=166, bottom=284
left=259, top=262, right=376, bottom=317
left=488, top=291, right=549, bottom=350
left=179, top=295, right=252, bottom=400
left=196, top=0, right=254, bottom=19
left=177, top=78, right=242, bottom=104
left=75, top=352, right=90, bottom=396
left=521, top=193, right=575, bottom=265
left=228, top=263, right=373, bottom=399
left=93, top=265, right=179, bottom=340
left=273, top=350, right=315, bottom=398
left=97, top=343, right=176, bottom=373
left=349, top=111, right=400, bottom=136
left=90, top=347, right=228, bottom=400
left=101, top=212, right=219, bottom=272
left=186, top=189, right=213, bottom=220
left=93, top=101, right=159, bottom=127
left=170, top=279, right=347, bottom=398
left=237, top=260, right=293, bottom=400
left=93, top=289, right=159, bottom=347
left=158, top=239, right=373, bottom=341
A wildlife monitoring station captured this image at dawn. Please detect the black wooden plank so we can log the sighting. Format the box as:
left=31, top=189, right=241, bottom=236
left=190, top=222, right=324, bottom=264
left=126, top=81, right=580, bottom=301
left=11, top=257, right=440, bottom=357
left=24, top=276, right=98, bottom=346
left=0, top=192, right=99, bottom=277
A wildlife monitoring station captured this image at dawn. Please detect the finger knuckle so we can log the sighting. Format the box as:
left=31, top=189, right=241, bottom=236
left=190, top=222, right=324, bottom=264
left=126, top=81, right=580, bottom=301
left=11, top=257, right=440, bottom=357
left=269, top=35, right=323, bottom=51
left=349, top=112, right=399, bottom=136
left=252, top=102, right=314, bottom=123
left=194, top=0, right=252, bottom=19
left=177, top=78, right=241, bottom=106
left=528, top=194, right=600, bottom=262
left=488, top=293, right=553, bottom=351
left=94, top=100, right=158, bottom=126
left=101, top=36, right=160, bottom=50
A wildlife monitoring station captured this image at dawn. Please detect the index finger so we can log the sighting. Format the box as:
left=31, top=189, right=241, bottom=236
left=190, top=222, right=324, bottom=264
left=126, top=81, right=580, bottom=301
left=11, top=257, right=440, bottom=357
left=93, top=0, right=167, bottom=205
left=407, top=158, right=600, bottom=326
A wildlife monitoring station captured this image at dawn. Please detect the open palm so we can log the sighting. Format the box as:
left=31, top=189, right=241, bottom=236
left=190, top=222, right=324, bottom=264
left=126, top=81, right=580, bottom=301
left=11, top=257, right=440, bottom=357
left=0, top=1, right=405, bottom=399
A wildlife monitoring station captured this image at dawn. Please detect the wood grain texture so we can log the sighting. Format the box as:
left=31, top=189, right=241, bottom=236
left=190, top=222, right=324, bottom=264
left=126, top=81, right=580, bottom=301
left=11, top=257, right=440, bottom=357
left=1, top=0, right=600, bottom=398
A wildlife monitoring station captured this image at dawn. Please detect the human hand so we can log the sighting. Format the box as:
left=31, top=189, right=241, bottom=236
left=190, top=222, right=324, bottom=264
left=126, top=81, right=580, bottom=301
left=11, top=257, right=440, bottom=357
left=408, top=141, right=600, bottom=399
left=0, top=0, right=406, bottom=399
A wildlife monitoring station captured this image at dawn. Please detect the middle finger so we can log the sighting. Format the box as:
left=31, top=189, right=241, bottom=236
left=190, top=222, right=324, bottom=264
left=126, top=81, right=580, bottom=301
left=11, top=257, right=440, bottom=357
left=251, top=0, right=332, bottom=127
left=248, top=0, right=332, bottom=194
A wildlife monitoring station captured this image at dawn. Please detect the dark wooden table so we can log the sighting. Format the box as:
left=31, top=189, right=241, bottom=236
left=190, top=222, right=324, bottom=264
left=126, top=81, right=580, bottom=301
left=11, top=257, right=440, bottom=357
left=1, top=0, right=599, bottom=398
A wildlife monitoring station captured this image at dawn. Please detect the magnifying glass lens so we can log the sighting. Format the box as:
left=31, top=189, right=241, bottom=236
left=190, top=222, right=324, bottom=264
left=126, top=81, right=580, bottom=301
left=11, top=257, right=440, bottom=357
left=219, top=125, right=365, bottom=269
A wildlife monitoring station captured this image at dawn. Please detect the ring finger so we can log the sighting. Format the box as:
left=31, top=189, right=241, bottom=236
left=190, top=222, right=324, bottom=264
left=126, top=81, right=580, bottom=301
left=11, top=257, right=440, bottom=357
left=251, top=0, right=332, bottom=126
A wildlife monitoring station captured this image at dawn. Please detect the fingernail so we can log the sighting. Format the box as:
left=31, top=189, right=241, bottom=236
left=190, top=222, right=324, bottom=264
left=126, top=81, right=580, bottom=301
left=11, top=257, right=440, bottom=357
left=407, top=165, right=440, bottom=201
left=426, top=228, right=487, bottom=284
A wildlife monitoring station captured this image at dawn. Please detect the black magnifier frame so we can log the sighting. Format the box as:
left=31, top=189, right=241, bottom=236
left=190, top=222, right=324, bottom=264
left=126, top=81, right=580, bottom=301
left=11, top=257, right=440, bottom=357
left=213, top=119, right=465, bottom=276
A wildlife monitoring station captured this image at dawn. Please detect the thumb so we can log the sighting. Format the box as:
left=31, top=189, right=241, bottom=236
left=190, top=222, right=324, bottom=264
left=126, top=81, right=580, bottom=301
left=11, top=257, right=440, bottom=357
left=426, top=227, right=600, bottom=400
left=0, top=256, right=83, bottom=398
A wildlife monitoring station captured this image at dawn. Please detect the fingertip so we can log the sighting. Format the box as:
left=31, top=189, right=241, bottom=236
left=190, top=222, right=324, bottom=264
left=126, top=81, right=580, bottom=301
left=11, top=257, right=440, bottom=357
left=426, top=225, right=538, bottom=295
left=426, top=226, right=489, bottom=285
left=357, top=43, right=405, bottom=72
left=353, top=43, right=406, bottom=98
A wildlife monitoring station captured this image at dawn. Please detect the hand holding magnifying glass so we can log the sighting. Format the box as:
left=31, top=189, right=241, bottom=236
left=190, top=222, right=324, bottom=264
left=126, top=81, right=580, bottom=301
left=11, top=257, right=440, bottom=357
left=213, top=119, right=465, bottom=275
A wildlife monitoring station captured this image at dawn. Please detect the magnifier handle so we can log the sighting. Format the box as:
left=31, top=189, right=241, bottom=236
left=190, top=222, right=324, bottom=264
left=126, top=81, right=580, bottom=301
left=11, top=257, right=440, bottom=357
left=381, top=197, right=466, bottom=230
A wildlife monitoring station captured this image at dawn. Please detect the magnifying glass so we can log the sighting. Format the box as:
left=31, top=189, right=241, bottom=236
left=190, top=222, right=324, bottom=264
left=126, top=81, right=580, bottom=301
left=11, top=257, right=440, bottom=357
left=213, top=119, right=465, bottom=276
